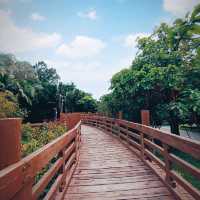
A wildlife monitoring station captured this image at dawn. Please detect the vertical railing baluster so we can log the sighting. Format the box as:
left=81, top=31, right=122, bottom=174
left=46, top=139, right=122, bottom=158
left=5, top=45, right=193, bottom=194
left=110, top=119, right=113, bottom=134
left=140, top=132, right=145, bottom=160
left=117, top=121, right=121, bottom=138
left=163, top=143, right=176, bottom=188
left=163, top=143, right=170, bottom=181
left=126, top=123, right=129, bottom=139
left=75, top=128, right=79, bottom=162
left=59, top=148, right=66, bottom=192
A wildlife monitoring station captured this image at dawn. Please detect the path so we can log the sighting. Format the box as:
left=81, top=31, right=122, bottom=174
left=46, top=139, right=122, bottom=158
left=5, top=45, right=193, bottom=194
left=64, top=125, right=174, bottom=200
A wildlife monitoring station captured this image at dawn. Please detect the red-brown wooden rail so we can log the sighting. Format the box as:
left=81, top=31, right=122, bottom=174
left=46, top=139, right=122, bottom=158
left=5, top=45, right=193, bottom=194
left=82, top=114, right=200, bottom=200
left=0, top=113, right=199, bottom=200
left=0, top=118, right=81, bottom=200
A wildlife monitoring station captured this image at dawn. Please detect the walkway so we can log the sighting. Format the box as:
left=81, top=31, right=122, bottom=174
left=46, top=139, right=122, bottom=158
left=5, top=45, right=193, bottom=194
left=64, top=125, right=174, bottom=200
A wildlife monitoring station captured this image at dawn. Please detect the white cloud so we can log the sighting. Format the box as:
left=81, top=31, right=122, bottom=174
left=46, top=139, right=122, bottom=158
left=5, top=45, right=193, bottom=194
left=163, top=0, right=200, bottom=16
left=77, top=9, right=98, bottom=20
left=30, top=12, right=46, bottom=21
left=0, top=10, right=61, bottom=53
left=124, top=33, right=150, bottom=48
left=0, top=0, right=9, bottom=3
left=44, top=58, right=111, bottom=99
left=56, top=35, right=106, bottom=59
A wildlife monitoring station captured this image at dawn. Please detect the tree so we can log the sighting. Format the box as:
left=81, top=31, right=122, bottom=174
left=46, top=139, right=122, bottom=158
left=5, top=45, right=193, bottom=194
left=78, top=95, right=97, bottom=112
left=0, top=54, right=97, bottom=122
left=64, top=86, right=97, bottom=113
left=33, top=61, right=60, bottom=85
left=99, top=4, right=200, bottom=135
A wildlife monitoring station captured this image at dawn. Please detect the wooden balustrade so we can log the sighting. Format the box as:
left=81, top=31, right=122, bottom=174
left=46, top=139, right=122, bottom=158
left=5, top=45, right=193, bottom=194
left=0, top=120, right=81, bottom=200
left=81, top=114, right=200, bottom=200
left=0, top=113, right=199, bottom=200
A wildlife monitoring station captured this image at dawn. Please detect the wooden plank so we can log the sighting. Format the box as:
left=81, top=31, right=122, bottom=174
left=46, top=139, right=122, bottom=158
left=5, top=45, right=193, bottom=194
left=32, top=158, right=63, bottom=199
left=64, top=142, right=76, bottom=163
left=44, top=174, right=62, bottom=200
left=141, top=126, right=200, bottom=160
left=169, top=153, right=200, bottom=180
left=170, top=170, right=200, bottom=200
left=79, top=116, right=200, bottom=200
left=114, top=118, right=200, bottom=160
left=119, top=126, right=140, bottom=140
left=144, top=138, right=164, bottom=154
left=144, top=149, right=165, bottom=170
left=64, top=187, right=171, bottom=200
left=64, top=125, right=174, bottom=200
left=0, top=121, right=81, bottom=200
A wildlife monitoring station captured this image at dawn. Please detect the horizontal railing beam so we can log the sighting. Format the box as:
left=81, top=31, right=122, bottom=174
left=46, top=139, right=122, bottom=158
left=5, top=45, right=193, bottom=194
left=82, top=114, right=200, bottom=200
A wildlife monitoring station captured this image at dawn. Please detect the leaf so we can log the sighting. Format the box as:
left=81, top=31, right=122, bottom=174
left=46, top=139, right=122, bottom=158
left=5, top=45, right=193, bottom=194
left=191, top=4, right=200, bottom=21
left=190, top=24, right=200, bottom=34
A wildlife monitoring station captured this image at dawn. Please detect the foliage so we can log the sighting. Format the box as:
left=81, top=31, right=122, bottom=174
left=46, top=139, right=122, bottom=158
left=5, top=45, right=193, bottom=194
left=21, top=122, right=67, bottom=157
left=173, top=150, right=200, bottom=190
left=98, top=4, right=200, bottom=134
left=0, top=91, right=25, bottom=118
left=33, top=61, right=60, bottom=85
left=155, top=149, right=200, bottom=190
left=0, top=54, right=97, bottom=122
left=58, top=82, right=97, bottom=113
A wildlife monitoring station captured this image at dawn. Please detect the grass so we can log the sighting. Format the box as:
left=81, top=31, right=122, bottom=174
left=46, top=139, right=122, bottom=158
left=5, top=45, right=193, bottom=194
left=172, top=149, right=200, bottom=190
left=154, top=149, right=200, bottom=190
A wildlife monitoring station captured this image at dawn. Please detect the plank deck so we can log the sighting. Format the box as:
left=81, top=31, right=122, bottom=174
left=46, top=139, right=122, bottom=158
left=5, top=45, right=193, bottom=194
left=64, top=125, right=175, bottom=200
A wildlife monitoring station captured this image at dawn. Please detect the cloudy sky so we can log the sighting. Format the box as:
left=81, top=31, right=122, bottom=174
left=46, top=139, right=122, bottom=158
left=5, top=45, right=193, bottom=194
left=0, top=0, right=199, bottom=99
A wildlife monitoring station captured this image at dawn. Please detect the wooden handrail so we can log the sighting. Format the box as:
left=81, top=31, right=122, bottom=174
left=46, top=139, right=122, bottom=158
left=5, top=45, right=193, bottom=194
left=82, top=114, right=200, bottom=200
left=0, top=120, right=81, bottom=200
left=0, top=113, right=199, bottom=200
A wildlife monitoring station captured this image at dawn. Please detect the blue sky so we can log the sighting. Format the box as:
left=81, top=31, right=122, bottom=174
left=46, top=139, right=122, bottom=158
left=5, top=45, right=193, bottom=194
left=0, top=0, right=199, bottom=99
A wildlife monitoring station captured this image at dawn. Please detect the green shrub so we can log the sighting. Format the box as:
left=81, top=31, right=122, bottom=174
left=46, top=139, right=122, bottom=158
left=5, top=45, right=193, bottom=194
left=0, top=91, right=25, bottom=118
left=21, top=122, right=67, bottom=157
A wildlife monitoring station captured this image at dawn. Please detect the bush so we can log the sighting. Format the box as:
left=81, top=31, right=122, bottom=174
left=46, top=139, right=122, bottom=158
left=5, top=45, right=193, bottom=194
left=0, top=91, right=25, bottom=118
left=21, top=122, right=67, bottom=157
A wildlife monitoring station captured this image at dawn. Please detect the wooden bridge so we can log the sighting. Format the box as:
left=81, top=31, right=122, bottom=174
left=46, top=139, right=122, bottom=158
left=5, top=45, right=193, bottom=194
left=0, top=113, right=200, bottom=200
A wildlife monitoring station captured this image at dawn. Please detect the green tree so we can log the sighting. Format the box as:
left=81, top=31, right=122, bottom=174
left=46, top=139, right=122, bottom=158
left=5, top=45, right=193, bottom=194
left=78, top=95, right=97, bottom=112
left=33, top=61, right=60, bottom=85
left=99, top=4, right=200, bottom=135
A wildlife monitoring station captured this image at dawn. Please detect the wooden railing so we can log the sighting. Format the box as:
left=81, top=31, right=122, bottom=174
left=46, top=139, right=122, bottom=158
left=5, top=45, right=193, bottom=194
left=82, top=114, right=200, bottom=200
left=0, top=113, right=199, bottom=200
left=0, top=120, right=81, bottom=200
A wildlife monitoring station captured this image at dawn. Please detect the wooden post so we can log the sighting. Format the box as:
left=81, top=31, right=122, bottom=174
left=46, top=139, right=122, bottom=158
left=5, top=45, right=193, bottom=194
left=110, top=120, right=113, bottom=134
left=140, top=132, right=145, bottom=160
left=141, top=110, right=150, bottom=126
left=118, top=111, right=123, bottom=119
left=0, top=118, right=21, bottom=170
left=0, top=118, right=34, bottom=199
left=163, top=143, right=176, bottom=188
left=104, top=117, right=106, bottom=131
left=141, top=110, right=151, bottom=161
left=163, top=144, right=170, bottom=183
left=59, top=148, right=66, bottom=192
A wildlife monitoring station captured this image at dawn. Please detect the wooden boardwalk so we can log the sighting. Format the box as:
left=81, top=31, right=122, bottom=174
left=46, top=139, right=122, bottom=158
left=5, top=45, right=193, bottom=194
left=64, top=125, right=175, bottom=200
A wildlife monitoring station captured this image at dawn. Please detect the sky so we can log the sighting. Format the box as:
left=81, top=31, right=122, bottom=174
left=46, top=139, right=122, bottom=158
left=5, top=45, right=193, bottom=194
left=0, top=0, right=199, bottom=99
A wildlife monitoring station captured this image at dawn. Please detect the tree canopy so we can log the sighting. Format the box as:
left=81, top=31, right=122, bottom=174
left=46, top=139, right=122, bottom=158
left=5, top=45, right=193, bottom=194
left=98, top=4, right=200, bottom=135
left=0, top=54, right=97, bottom=122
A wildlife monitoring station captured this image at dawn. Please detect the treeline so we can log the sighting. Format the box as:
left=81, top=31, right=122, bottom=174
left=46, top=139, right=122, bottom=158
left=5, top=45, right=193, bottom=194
left=98, top=4, right=200, bottom=135
left=0, top=55, right=97, bottom=122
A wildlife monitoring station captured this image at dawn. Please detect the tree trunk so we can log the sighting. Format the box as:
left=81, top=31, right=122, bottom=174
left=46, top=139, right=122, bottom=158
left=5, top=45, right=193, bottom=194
left=170, top=120, right=180, bottom=135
